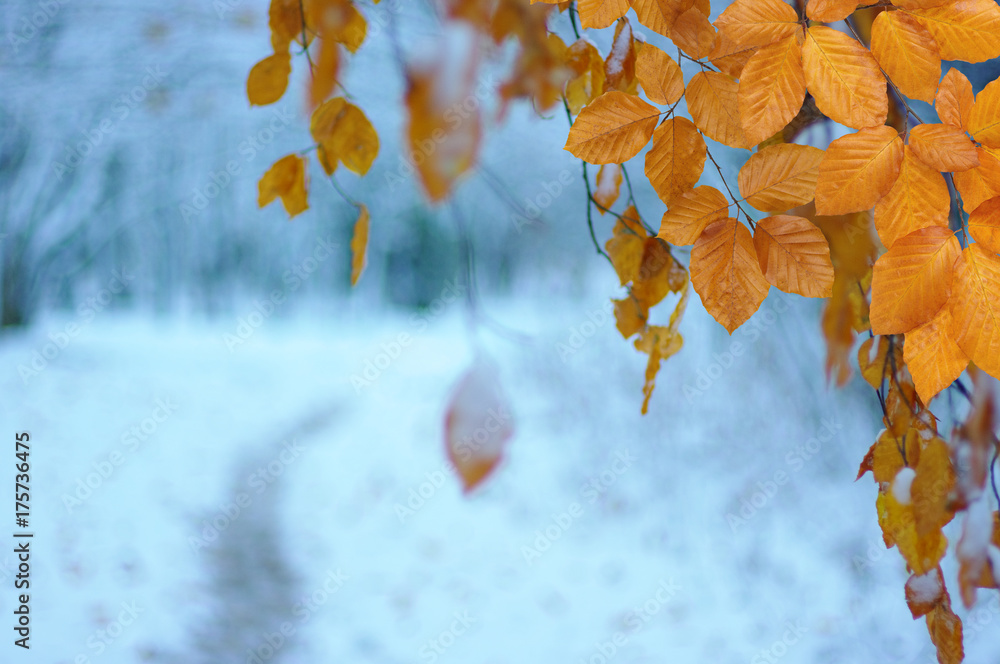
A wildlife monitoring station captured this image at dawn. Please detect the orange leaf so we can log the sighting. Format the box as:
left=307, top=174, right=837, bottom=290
left=258, top=154, right=309, bottom=218
left=950, top=244, right=1000, bottom=378
left=685, top=71, right=749, bottom=149
left=310, top=1, right=367, bottom=53
left=738, top=35, right=807, bottom=146
left=633, top=237, right=681, bottom=311
left=969, top=77, right=1000, bottom=148
left=953, top=147, right=1000, bottom=213
left=870, top=10, right=940, bottom=104
left=577, top=0, right=629, bottom=29
left=857, top=335, right=902, bottom=389
left=707, top=30, right=759, bottom=78
left=444, top=357, right=514, bottom=494
left=968, top=197, right=1000, bottom=253
left=604, top=18, right=638, bottom=95
left=906, top=305, right=969, bottom=403
left=806, top=0, right=858, bottom=22
left=645, top=117, right=707, bottom=206
left=714, top=0, right=800, bottom=49
left=634, top=283, right=689, bottom=414
left=636, top=43, right=684, bottom=105
left=690, top=219, right=770, bottom=333
left=613, top=296, right=647, bottom=338
left=908, top=123, right=980, bottom=172
left=349, top=204, right=370, bottom=286
left=802, top=26, right=888, bottom=130
left=630, top=0, right=684, bottom=37
left=815, top=126, right=903, bottom=215
left=565, top=38, right=607, bottom=115
left=936, top=67, right=974, bottom=130
left=565, top=91, right=660, bottom=164
left=310, top=97, right=380, bottom=176
left=670, top=6, right=717, bottom=60
left=605, top=205, right=647, bottom=286
left=738, top=143, right=825, bottom=212
left=926, top=601, right=964, bottom=664
left=753, top=215, right=834, bottom=297
left=912, top=436, right=958, bottom=533
left=310, top=41, right=341, bottom=108
left=247, top=52, right=292, bottom=106
left=874, top=146, right=949, bottom=249
left=905, top=568, right=945, bottom=618
left=903, top=0, right=1000, bottom=63
left=870, top=226, right=961, bottom=335
left=594, top=164, right=623, bottom=213
left=658, top=185, right=730, bottom=245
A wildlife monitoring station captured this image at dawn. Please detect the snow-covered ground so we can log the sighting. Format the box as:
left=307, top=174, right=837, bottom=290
left=4, top=285, right=999, bottom=664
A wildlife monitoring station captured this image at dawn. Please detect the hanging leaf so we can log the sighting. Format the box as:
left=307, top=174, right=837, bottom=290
left=658, top=185, right=730, bottom=246
left=936, top=68, right=975, bottom=130
left=870, top=10, right=941, bottom=103
left=350, top=204, right=370, bottom=286
left=670, top=6, right=718, bottom=60
left=565, top=38, right=607, bottom=115
left=874, top=146, right=950, bottom=249
left=905, top=305, right=969, bottom=404
left=444, top=356, right=515, bottom=494
left=949, top=244, right=1000, bottom=379
left=802, top=26, right=888, bottom=130
left=714, top=0, right=800, bottom=49
left=738, top=144, right=824, bottom=213
left=635, top=43, right=684, bottom=105
left=634, top=283, right=689, bottom=414
left=629, top=0, right=683, bottom=37
left=953, top=147, right=1000, bottom=213
left=604, top=18, right=638, bottom=95
left=708, top=31, right=759, bottom=78
left=806, top=0, right=859, bottom=23
left=690, top=219, right=770, bottom=333
left=967, top=196, right=1000, bottom=253
left=902, top=0, right=1000, bottom=63
left=968, top=77, right=1000, bottom=148
left=870, top=226, right=961, bottom=335
left=738, top=35, right=806, bottom=147
left=565, top=91, right=660, bottom=164
left=908, top=123, right=980, bottom=172
left=685, top=71, right=749, bottom=149
left=258, top=154, right=309, bottom=218
left=310, top=97, right=380, bottom=176
left=752, top=215, right=834, bottom=298
left=605, top=204, right=647, bottom=286
left=247, top=52, right=292, bottom=106
left=815, top=126, right=903, bottom=215
left=576, top=0, right=630, bottom=29
left=645, top=117, right=707, bottom=206
left=594, top=164, right=623, bottom=213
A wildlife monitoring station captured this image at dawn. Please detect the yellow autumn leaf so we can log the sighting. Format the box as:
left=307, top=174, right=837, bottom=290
left=635, top=43, right=684, bottom=105
left=714, top=0, right=800, bottom=49
left=565, top=91, right=660, bottom=164
left=645, top=117, right=707, bottom=206
left=968, top=196, right=1000, bottom=254
left=870, top=226, right=961, bottom=335
left=953, top=147, right=1000, bottom=213
left=802, top=26, right=888, bottom=130
left=247, top=52, right=292, bottom=106
left=630, top=0, right=684, bottom=37
left=670, top=6, right=717, bottom=60
left=594, top=164, right=623, bottom=213
left=903, top=0, right=1000, bottom=63
left=874, top=146, right=950, bottom=249
left=685, top=71, right=749, bottom=149
left=815, top=126, right=903, bottom=216
left=690, top=219, right=770, bottom=333
left=738, top=143, right=825, bottom=212
left=258, top=154, right=309, bottom=218
left=936, top=68, right=975, bottom=130
left=738, top=35, right=806, bottom=147
left=908, top=123, right=980, bottom=172
left=949, top=244, right=1000, bottom=379
left=806, top=0, right=858, bottom=23
left=708, top=31, right=759, bottom=78
left=310, top=97, right=380, bottom=176
left=905, top=305, right=969, bottom=404
left=658, top=185, right=730, bottom=246
left=753, top=215, right=834, bottom=298
left=350, top=204, right=370, bottom=286
left=565, top=38, right=606, bottom=116
left=870, top=10, right=941, bottom=103
left=968, top=77, right=1000, bottom=148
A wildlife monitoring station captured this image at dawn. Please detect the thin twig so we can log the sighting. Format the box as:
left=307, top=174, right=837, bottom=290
left=326, top=175, right=363, bottom=210
left=704, top=145, right=752, bottom=228
left=298, top=0, right=315, bottom=78
left=563, top=97, right=613, bottom=264
left=568, top=0, right=582, bottom=39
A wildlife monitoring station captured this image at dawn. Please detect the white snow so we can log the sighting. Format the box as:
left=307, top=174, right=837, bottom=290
left=892, top=467, right=916, bottom=505
left=907, top=568, right=943, bottom=606
left=605, top=20, right=632, bottom=79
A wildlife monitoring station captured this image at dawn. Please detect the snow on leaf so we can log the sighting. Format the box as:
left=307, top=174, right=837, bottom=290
left=870, top=226, right=960, bottom=335
left=444, top=356, right=515, bottom=494
left=905, top=567, right=945, bottom=619
left=690, top=219, right=770, bottom=333
left=604, top=18, right=638, bottom=95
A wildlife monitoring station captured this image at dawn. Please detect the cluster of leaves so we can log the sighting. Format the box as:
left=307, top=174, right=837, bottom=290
left=246, top=1, right=1000, bottom=657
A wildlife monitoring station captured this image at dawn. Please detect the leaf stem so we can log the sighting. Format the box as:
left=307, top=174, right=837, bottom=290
left=704, top=145, right=752, bottom=229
